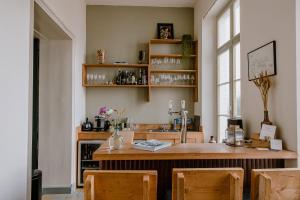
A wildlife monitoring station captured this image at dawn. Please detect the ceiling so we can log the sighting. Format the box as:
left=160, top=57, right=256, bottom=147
left=86, top=0, right=197, bottom=7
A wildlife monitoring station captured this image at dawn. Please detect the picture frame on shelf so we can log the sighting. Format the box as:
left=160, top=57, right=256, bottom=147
left=247, top=40, right=277, bottom=81
left=157, top=23, right=174, bottom=39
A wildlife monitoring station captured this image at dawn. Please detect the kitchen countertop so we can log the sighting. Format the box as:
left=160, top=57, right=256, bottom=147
left=92, top=143, right=297, bottom=161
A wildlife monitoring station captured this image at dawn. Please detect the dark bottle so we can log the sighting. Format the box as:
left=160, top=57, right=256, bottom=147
left=116, top=70, right=121, bottom=85
left=138, top=69, right=143, bottom=85
left=121, top=71, right=127, bottom=85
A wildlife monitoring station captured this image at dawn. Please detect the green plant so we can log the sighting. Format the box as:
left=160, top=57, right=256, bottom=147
left=182, top=34, right=193, bottom=57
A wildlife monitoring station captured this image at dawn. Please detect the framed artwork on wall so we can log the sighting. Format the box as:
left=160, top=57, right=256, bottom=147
left=247, top=41, right=277, bottom=81
left=157, top=23, right=174, bottom=39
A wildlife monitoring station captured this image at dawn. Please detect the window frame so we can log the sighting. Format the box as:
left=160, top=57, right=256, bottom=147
left=216, top=0, right=241, bottom=142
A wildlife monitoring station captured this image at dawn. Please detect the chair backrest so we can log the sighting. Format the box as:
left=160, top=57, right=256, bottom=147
left=172, top=168, right=244, bottom=200
left=251, top=168, right=300, bottom=200
left=84, top=170, right=157, bottom=200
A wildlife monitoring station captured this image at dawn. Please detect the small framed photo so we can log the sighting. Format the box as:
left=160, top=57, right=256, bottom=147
left=247, top=41, right=277, bottom=81
left=157, top=23, right=174, bottom=39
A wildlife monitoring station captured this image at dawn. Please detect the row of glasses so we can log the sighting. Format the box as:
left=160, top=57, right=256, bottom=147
left=151, top=57, right=181, bottom=65
left=87, top=73, right=107, bottom=85
left=151, top=74, right=195, bottom=85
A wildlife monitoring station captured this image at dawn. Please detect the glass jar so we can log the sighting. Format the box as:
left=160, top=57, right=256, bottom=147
left=225, top=125, right=244, bottom=147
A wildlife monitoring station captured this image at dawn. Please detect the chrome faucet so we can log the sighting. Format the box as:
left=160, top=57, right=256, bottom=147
left=168, top=100, right=188, bottom=143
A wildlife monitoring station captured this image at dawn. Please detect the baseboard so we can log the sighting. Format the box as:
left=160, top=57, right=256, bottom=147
left=42, top=186, right=72, bottom=194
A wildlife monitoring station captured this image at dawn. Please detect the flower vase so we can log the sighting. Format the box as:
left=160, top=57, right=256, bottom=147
left=261, top=110, right=272, bottom=126
left=110, top=130, right=124, bottom=150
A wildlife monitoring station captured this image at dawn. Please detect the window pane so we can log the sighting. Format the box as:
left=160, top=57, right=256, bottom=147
left=218, top=116, right=228, bottom=142
left=234, top=0, right=240, bottom=35
left=218, top=83, right=230, bottom=115
left=233, top=43, right=240, bottom=80
left=218, top=9, right=230, bottom=47
left=218, top=50, right=230, bottom=84
left=233, top=80, right=241, bottom=117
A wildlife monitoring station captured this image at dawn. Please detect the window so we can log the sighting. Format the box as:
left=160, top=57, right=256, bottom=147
left=217, top=0, right=240, bottom=142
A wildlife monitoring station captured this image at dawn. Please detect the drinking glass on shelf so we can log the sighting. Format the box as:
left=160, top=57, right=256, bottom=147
left=90, top=74, right=94, bottom=85
left=150, top=75, right=155, bottom=84
left=93, top=73, right=98, bottom=85
left=155, top=77, right=160, bottom=85
left=86, top=74, right=91, bottom=84
left=191, top=75, right=195, bottom=85
left=186, top=74, right=190, bottom=85
left=176, top=58, right=181, bottom=65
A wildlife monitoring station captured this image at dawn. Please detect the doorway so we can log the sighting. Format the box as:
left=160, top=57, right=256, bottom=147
left=34, top=2, right=73, bottom=195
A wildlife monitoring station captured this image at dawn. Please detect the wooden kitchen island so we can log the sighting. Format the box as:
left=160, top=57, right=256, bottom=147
left=93, top=143, right=297, bottom=199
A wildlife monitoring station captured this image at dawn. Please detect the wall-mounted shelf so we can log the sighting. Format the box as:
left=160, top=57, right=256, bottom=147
left=82, top=39, right=198, bottom=102
left=150, top=70, right=196, bottom=73
left=149, top=39, right=197, bottom=44
left=150, top=54, right=196, bottom=58
left=83, top=84, right=149, bottom=88
left=150, top=85, right=196, bottom=88
left=148, top=39, right=199, bottom=102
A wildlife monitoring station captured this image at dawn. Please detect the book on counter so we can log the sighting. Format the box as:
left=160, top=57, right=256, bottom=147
left=133, top=140, right=172, bottom=152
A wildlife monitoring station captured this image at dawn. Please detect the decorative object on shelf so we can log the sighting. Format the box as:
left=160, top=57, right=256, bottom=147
left=182, top=34, right=194, bottom=57
left=157, top=23, right=174, bottom=39
left=81, top=118, right=93, bottom=131
left=247, top=41, right=277, bottom=81
left=96, top=49, right=105, bottom=64
left=138, top=50, right=146, bottom=64
left=252, top=71, right=272, bottom=125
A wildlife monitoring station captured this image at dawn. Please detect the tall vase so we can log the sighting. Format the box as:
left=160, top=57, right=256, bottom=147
left=261, top=110, right=272, bottom=126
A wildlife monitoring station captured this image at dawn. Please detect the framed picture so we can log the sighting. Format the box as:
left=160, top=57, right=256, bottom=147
left=247, top=41, right=277, bottom=81
left=157, top=23, right=174, bottom=39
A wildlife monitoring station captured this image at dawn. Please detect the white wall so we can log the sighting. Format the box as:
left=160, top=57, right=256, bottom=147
left=39, top=40, right=72, bottom=188
left=240, top=0, right=297, bottom=158
left=194, top=0, right=217, bottom=142
left=296, top=0, right=300, bottom=167
left=0, top=0, right=33, bottom=199
left=36, top=0, right=86, bottom=188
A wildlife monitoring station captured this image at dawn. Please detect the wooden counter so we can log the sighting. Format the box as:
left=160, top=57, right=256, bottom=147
left=77, top=129, right=204, bottom=144
left=93, top=143, right=297, bottom=161
left=92, top=143, right=296, bottom=199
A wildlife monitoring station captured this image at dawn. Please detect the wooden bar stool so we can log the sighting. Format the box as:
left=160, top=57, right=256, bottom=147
left=172, top=168, right=244, bottom=200
left=84, top=170, right=157, bottom=200
left=251, top=168, right=300, bottom=200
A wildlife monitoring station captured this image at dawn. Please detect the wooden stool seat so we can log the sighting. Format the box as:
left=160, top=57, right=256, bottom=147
left=251, top=168, right=300, bottom=200
left=172, top=168, right=244, bottom=200
left=84, top=170, right=157, bottom=200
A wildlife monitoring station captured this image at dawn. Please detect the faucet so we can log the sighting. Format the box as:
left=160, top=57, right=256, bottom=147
left=168, top=100, right=188, bottom=143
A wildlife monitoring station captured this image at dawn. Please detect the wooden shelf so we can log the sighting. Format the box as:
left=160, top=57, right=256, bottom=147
left=150, top=54, right=196, bottom=58
left=83, top=63, right=148, bottom=68
left=150, top=39, right=197, bottom=44
left=150, top=85, right=196, bottom=88
left=83, top=84, right=149, bottom=88
left=150, top=70, right=197, bottom=73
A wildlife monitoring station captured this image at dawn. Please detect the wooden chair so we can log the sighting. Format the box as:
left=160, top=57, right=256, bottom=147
left=84, top=170, right=157, bottom=200
left=172, top=168, right=244, bottom=200
left=251, top=168, right=300, bottom=200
